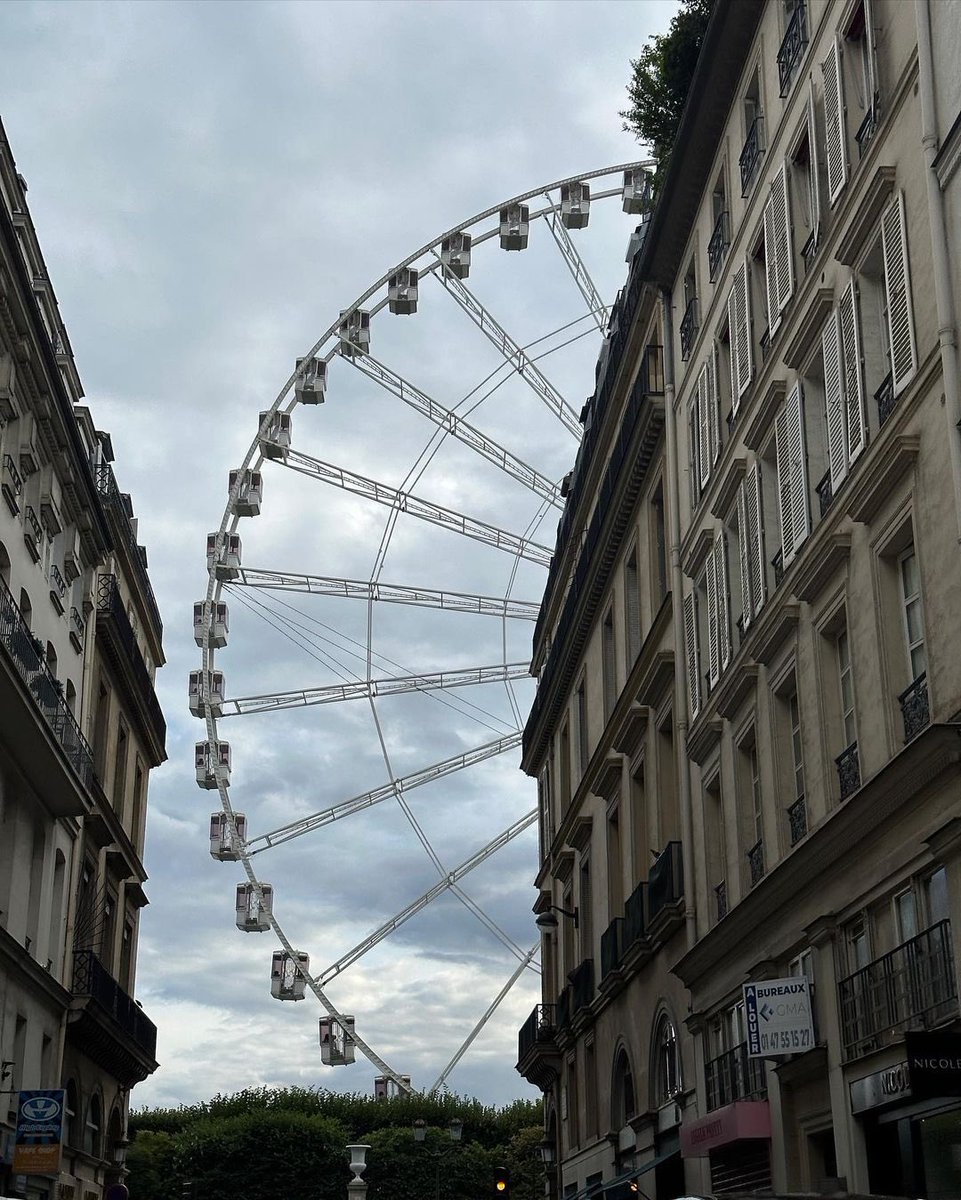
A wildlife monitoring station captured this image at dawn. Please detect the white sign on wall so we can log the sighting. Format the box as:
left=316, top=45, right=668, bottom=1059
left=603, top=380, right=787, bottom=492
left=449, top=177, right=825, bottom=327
left=743, top=977, right=814, bottom=1057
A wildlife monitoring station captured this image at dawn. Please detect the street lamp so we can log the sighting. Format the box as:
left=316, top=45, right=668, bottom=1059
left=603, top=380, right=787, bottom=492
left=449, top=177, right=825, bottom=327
left=537, top=1137, right=555, bottom=1166
left=412, top=1117, right=464, bottom=1200
left=535, top=905, right=578, bottom=930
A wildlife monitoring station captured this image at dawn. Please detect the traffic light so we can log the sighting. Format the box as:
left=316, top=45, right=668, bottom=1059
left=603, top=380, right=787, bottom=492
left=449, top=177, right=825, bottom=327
left=493, top=1167, right=511, bottom=1197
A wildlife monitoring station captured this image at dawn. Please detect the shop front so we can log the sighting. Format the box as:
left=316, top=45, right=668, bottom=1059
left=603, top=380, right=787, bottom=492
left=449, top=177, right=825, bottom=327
left=851, top=1031, right=961, bottom=1199
left=680, top=1100, right=772, bottom=1193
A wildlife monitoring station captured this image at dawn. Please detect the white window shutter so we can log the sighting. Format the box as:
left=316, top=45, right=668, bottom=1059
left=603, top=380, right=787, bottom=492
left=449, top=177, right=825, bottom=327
left=706, top=551, right=719, bottom=688
left=729, top=260, right=754, bottom=406
left=747, top=461, right=766, bottom=616
left=737, top=481, right=753, bottom=631
left=787, top=382, right=810, bottom=556
left=709, top=345, right=721, bottom=468
left=764, top=193, right=779, bottom=337
left=716, top=533, right=731, bottom=670
left=689, top=400, right=700, bottom=509
left=684, top=591, right=701, bottom=719
left=822, top=39, right=848, bottom=205
left=698, top=362, right=712, bottom=491
left=775, top=403, right=796, bottom=566
left=881, top=191, right=918, bottom=396
left=822, top=310, right=848, bottom=491
left=838, top=278, right=867, bottom=464
left=773, top=161, right=795, bottom=317
left=807, top=81, right=822, bottom=247
left=727, top=280, right=740, bottom=413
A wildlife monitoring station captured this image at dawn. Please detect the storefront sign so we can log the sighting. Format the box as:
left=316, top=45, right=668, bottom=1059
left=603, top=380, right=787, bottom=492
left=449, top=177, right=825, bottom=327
left=679, top=1100, right=771, bottom=1157
left=905, top=1031, right=961, bottom=1099
left=850, top=1061, right=912, bottom=1113
left=743, top=977, right=814, bottom=1057
left=13, top=1090, right=64, bottom=1176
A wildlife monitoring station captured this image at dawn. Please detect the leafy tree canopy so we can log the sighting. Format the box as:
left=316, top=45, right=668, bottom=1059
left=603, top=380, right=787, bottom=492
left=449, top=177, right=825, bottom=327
left=620, top=0, right=714, bottom=172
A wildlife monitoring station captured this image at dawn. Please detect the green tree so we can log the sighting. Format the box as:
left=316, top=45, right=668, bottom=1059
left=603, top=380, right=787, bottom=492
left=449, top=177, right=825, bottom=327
left=620, top=0, right=714, bottom=171
left=125, top=1129, right=176, bottom=1200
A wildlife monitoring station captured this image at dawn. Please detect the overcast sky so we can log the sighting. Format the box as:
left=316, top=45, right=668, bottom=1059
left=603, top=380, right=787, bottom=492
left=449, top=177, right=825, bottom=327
left=0, top=0, right=675, bottom=1111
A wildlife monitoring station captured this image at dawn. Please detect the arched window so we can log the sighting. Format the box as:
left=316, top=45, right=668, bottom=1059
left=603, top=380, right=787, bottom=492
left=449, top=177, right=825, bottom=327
left=19, top=588, right=32, bottom=628
left=46, top=641, right=57, bottom=677
left=84, top=1091, right=102, bottom=1157
left=66, top=680, right=77, bottom=713
left=653, top=1013, right=682, bottom=1105
left=0, top=540, right=10, bottom=588
left=611, top=1046, right=636, bottom=1128
left=64, top=1080, right=78, bottom=1148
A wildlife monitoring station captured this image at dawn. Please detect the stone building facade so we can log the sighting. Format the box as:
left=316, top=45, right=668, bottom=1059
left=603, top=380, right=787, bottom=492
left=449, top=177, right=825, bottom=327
left=518, top=1, right=961, bottom=1196
left=0, top=118, right=165, bottom=1200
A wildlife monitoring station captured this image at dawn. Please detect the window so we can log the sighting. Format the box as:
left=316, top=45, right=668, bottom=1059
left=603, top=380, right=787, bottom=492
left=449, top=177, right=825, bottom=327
left=101, top=892, right=116, bottom=969
left=740, top=68, right=765, bottom=195
left=654, top=1015, right=682, bottom=1103
left=894, top=888, right=918, bottom=943
left=19, top=587, right=32, bottom=629
left=704, top=771, right=726, bottom=921
left=727, top=260, right=755, bottom=412
left=625, top=549, right=641, bottom=666
left=559, top=723, right=572, bottom=813
left=0, top=540, right=9, bottom=587
left=843, top=0, right=879, bottom=155
left=777, top=0, right=809, bottom=96
left=706, top=529, right=731, bottom=688
left=695, top=349, right=722, bottom=497
left=585, top=1038, right=598, bottom=1140
left=579, top=857, right=592, bottom=958
left=837, top=628, right=857, bottom=748
left=683, top=588, right=702, bottom=719
left=775, top=383, right=811, bottom=568
left=93, top=681, right=110, bottom=781
left=822, top=279, right=868, bottom=494
left=607, top=805, right=623, bottom=915
left=131, top=760, right=146, bottom=844
left=925, top=868, right=949, bottom=925
left=576, top=682, right=588, bottom=774
left=652, top=484, right=668, bottom=604
left=113, top=717, right=128, bottom=817
left=899, top=546, right=926, bottom=682
left=611, top=1048, right=636, bottom=1127
left=709, top=171, right=730, bottom=282
left=822, top=38, right=849, bottom=204
left=602, top=609, right=616, bottom=720
left=538, top=765, right=552, bottom=860
left=791, top=87, right=822, bottom=263
left=84, top=1092, right=102, bottom=1157
left=763, top=162, right=795, bottom=335
left=64, top=1081, right=78, bottom=1148
left=789, top=691, right=805, bottom=802
left=737, top=463, right=766, bottom=631
left=845, top=915, right=871, bottom=972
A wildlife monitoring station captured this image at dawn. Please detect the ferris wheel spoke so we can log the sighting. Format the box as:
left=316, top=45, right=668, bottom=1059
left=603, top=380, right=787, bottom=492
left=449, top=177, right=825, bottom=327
left=540, top=197, right=609, bottom=331
left=245, top=732, right=524, bottom=854
left=232, top=568, right=541, bottom=620
left=277, top=447, right=553, bottom=566
left=429, top=944, right=540, bottom=1094
left=430, top=261, right=582, bottom=437
left=348, top=355, right=563, bottom=508
left=222, top=662, right=531, bottom=716
left=315, top=810, right=537, bottom=986
left=449, top=883, right=534, bottom=964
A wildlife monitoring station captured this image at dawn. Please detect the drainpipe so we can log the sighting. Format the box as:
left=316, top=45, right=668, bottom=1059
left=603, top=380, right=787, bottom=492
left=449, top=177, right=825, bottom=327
left=661, top=288, right=696, bottom=949
left=916, top=0, right=961, bottom=549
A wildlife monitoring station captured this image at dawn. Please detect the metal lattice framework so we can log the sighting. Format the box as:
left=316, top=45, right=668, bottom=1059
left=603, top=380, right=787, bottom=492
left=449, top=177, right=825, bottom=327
left=196, top=161, right=654, bottom=1094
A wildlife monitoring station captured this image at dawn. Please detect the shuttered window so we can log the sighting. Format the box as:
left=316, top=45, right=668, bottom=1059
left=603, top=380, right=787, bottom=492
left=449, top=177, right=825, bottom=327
left=737, top=481, right=753, bottom=629
left=822, top=39, right=848, bottom=205
left=728, top=260, right=754, bottom=411
left=881, top=191, right=918, bottom=395
left=823, top=279, right=868, bottom=493
left=706, top=550, right=719, bottom=687
left=823, top=309, right=847, bottom=491
left=807, top=82, right=822, bottom=247
left=763, top=161, right=795, bottom=334
left=775, top=383, right=810, bottom=567
left=689, top=397, right=701, bottom=509
left=747, top=463, right=766, bottom=620
left=684, top=590, right=701, bottom=719
left=708, top=346, right=721, bottom=472
left=698, top=360, right=712, bottom=492
left=715, top=532, right=731, bottom=674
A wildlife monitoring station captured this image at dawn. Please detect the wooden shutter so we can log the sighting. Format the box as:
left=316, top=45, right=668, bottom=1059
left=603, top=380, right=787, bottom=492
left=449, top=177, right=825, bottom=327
left=764, top=162, right=794, bottom=334
left=775, top=403, right=796, bottom=565
left=838, top=278, right=867, bottom=464
left=787, top=382, right=810, bottom=557
left=698, top=361, right=712, bottom=491
left=716, top=532, right=731, bottom=671
left=747, top=461, right=766, bottom=616
left=684, top=590, right=701, bottom=719
left=728, top=260, right=753, bottom=409
left=881, top=191, right=918, bottom=396
left=706, top=550, right=719, bottom=687
left=807, top=82, right=822, bottom=247
left=737, top=481, right=753, bottom=631
left=822, top=39, right=848, bottom=205
left=708, top=345, right=721, bottom=469
left=689, top=399, right=700, bottom=509
left=822, top=310, right=848, bottom=491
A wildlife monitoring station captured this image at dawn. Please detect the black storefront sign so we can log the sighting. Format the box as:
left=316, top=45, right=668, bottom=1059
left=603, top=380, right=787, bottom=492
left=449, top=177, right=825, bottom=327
left=904, top=1030, right=961, bottom=1100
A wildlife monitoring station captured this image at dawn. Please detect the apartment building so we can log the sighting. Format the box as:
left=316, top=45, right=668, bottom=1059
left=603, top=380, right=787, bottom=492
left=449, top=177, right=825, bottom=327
left=0, top=119, right=164, bottom=1200
left=518, top=1, right=961, bottom=1196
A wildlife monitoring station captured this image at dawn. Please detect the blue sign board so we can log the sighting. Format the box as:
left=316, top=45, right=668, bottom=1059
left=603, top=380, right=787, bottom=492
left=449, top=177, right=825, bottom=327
left=14, top=1090, right=65, bottom=1175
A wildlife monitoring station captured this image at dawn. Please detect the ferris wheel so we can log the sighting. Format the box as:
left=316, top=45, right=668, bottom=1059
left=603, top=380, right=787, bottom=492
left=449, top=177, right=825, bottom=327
left=190, top=161, right=655, bottom=1096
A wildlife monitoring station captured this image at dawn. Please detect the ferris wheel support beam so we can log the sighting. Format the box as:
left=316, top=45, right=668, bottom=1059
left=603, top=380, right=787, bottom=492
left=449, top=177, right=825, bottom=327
left=430, top=262, right=583, bottom=438
left=429, top=944, right=540, bottom=1094
left=246, top=732, right=523, bottom=854
left=348, top=355, right=564, bottom=508
left=228, top=570, right=541, bottom=620
left=222, top=662, right=531, bottom=716
left=316, top=809, right=537, bottom=985
left=541, top=199, right=609, bottom=332
left=278, top=448, right=554, bottom=567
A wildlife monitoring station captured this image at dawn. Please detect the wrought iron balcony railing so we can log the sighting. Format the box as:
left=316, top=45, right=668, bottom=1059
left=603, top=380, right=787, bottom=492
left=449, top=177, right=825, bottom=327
left=0, top=573, right=94, bottom=787
left=648, top=841, right=683, bottom=924
left=876, top=372, right=895, bottom=426
left=517, top=1003, right=556, bottom=1061
left=777, top=2, right=808, bottom=96
left=680, top=297, right=699, bottom=361
left=740, top=116, right=765, bottom=195
left=748, top=840, right=765, bottom=887
left=96, top=574, right=166, bottom=749
left=788, top=795, right=807, bottom=845
left=624, top=880, right=647, bottom=948
left=708, top=211, right=730, bottom=282
left=705, top=1040, right=767, bottom=1111
left=899, top=672, right=929, bottom=742
left=838, top=920, right=957, bottom=1059
left=94, top=462, right=163, bottom=638
left=72, top=949, right=158, bottom=1060
left=570, top=958, right=595, bottom=1012
left=601, top=918, right=625, bottom=980
left=836, top=741, right=861, bottom=800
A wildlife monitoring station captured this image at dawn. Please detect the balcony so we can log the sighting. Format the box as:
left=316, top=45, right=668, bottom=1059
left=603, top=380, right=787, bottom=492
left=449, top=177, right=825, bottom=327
left=49, top=563, right=66, bottom=615
left=708, top=211, right=730, bottom=282
left=96, top=574, right=167, bottom=763
left=69, top=605, right=85, bottom=653
left=838, top=920, right=957, bottom=1060
left=94, top=462, right=163, bottom=639
left=24, top=504, right=43, bottom=561
left=739, top=116, right=764, bottom=195
left=788, top=795, right=807, bottom=846
left=680, top=297, right=699, bottom=361
left=747, top=840, right=765, bottom=887
left=836, top=741, right=861, bottom=799
left=899, top=672, right=929, bottom=743
left=876, top=372, right=895, bottom=426
left=68, top=950, right=158, bottom=1085
left=2, top=452, right=23, bottom=514
left=624, top=880, right=647, bottom=949
left=704, top=1041, right=767, bottom=1111
left=601, top=918, right=625, bottom=981
left=0, top=572, right=94, bottom=808
left=715, top=880, right=728, bottom=923
left=570, top=958, right=595, bottom=1013
left=648, top=841, right=684, bottom=927
left=777, top=2, right=808, bottom=96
